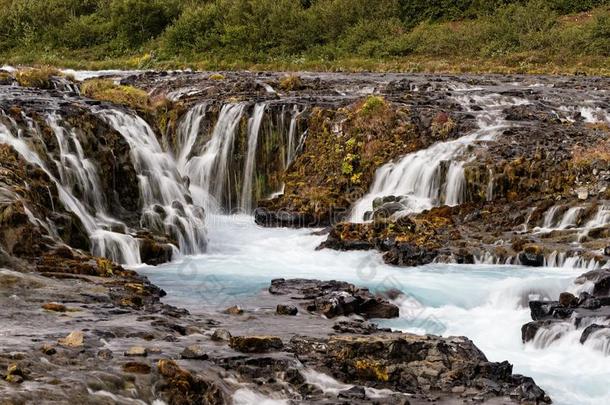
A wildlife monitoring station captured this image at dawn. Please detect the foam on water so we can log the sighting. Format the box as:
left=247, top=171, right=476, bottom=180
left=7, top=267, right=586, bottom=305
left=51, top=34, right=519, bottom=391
left=139, top=215, right=610, bottom=405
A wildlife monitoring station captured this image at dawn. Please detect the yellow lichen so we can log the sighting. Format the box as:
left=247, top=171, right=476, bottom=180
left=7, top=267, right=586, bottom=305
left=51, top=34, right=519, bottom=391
left=354, top=359, right=390, bottom=382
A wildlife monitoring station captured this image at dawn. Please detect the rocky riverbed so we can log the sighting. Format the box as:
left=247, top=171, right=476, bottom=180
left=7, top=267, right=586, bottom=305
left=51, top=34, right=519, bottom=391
left=0, top=67, right=609, bottom=403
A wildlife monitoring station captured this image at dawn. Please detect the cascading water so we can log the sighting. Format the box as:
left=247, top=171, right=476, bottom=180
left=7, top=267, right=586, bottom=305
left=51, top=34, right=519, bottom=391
left=175, top=101, right=307, bottom=213
left=96, top=108, right=207, bottom=257
left=182, top=103, right=246, bottom=212
left=350, top=93, right=529, bottom=221
left=240, top=103, right=267, bottom=212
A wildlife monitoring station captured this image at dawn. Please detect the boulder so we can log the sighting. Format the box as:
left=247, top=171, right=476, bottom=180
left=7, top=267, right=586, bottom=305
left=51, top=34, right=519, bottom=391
left=559, top=292, right=579, bottom=308
left=276, top=304, right=298, bottom=316
left=58, top=331, right=84, bottom=348
left=229, top=336, right=284, bottom=353
left=211, top=329, right=232, bottom=342
left=181, top=345, right=208, bottom=360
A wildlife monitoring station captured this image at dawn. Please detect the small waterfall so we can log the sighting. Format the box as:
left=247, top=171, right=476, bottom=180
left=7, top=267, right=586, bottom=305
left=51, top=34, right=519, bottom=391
left=444, top=161, right=466, bottom=206
left=286, top=106, right=304, bottom=166
left=240, top=103, right=267, bottom=212
left=350, top=93, right=529, bottom=222
left=176, top=102, right=208, bottom=172
left=96, top=109, right=207, bottom=257
left=183, top=103, right=246, bottom=212
left=542, top=206, right=560, bottom=229
left=558, top=207, right=583, bottom=229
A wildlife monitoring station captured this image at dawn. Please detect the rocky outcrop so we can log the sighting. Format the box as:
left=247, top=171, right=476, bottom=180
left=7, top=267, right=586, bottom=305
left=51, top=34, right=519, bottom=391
left=269, top=278, right=399, bottom=319
left=291, top=334, right=550, bottom=404
left=522, top=269, right=610, bottom=353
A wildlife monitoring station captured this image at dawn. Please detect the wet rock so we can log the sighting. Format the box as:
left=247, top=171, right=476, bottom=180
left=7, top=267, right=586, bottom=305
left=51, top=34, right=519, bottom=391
left=338, top=385, right=366, bottom=400
left=519, top=251, right=544, bottom=267
left=578, top=292, right=601, bottom=310
left=269, top=278, right=399, bottom=319
left=156, top=359, right=224, bottom=405
left=211, top=328, right=232, bottom=341
left=384, top=243, right=437, bottom=267
left=290, top=333, right=549, bottom=403
left=575, top=269, right=610, bottom=296
left=58, top=331, right=84, bottom=348
left=521, top=320, right=561, bottom=342
left=123, top=362, right=151, bottom=374
left=224, top=305, right=244, bottom=315
left=559, top=292, right=579, bottom=308
left=333, top=320, right=390, bottom=335
left=605, top=246, right=610, bottom=256
left=579, top=324, right=610, bottom=344
left=138, top=237, right=174, bottom=265
left=181, top=345, right=208, bottom=360
left=42, top=302, right=67, bottom=312
left=125, top=346, right=148, bottom=357
left=529, top=300, right=572, bottom=320
left=229, top=336, right=284, bottom=353
left=98, top=349, right=114, bottom=360
left=276, top=304, right=298, bottom=316
left=372, top=202, right=404, bottom=221
left=4, top=363, right=28, bottom=384
left=41, top=344, right=57, bottom=355
left=359, top=297, right=400, bottom=319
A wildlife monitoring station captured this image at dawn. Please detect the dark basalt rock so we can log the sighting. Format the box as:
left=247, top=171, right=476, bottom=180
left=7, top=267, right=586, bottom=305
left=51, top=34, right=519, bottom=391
left=579, top=324, right=610, bottom=344
left=276, top=304, right=298, bottom=316
left=521, top=320, right=562, bottom=342
left=383, top=243, right=437, bottom=267
left=269, top=278, right=399, bottom=319
left=229, top=336, right=284, bottom=353
left=290, top=333, right=550, bottom=404
left=529, top=300, right=573, bottom=320
left=519, top=251, right=544, bottom=267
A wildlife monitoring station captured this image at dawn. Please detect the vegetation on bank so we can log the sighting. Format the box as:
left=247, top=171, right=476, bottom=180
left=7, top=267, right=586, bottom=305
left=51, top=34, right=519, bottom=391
left=0, top=0, right=609, bottom=74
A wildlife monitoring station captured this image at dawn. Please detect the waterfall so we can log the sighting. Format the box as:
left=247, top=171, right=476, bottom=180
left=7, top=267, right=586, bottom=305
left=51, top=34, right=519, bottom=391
left=0, top=112, right=141, bottom=264
left=542, top=206, right=560, bottom=229
left=176, top=102, right=208, bottom=172
left=286, top=106, right=304, bottom=166
left=183, top=103, right=246, bottom=212
left=240, top=103, right=267, bottom=212
left=96, top=108, right=207, bottom=257
left=349, top=94, right=529, bottom=222
left=0, top=105, right=208, bottom=265
left=558, top=207, right=583, bottom=229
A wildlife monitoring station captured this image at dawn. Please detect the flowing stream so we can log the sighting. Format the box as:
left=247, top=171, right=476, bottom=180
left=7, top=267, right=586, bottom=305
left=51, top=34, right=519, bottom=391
left=140, top=215, right=610, bottom=405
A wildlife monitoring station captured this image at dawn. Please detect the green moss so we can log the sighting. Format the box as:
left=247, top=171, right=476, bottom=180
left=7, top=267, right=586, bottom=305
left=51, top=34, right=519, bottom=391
left=15, top=67, right=62, bottom=89
left=279, top=74, right=303, bottom=91
left=359, top=96, right=387, bottom=117
left=81, top=79, right=151, bottom=111
left=208, top=73, right=225, bottom=80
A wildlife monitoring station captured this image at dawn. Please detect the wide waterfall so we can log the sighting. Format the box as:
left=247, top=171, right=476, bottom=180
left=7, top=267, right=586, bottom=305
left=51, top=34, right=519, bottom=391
left=350, top=93, right=529, bottom=222
left=0, top=104, right=207, bottom=265
left=175, top=101, right=307, bottom=214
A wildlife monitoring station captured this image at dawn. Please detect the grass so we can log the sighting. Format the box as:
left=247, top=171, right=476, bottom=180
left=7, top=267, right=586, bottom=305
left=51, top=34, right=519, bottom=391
left=80, top=79, right=151, bottom=111
left=13, top=66, right=64, bottom=89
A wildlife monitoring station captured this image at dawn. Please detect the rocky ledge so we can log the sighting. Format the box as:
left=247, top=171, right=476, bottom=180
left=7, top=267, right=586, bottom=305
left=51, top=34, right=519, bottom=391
left=0, top=272, right=550, bottom=404
left=522, top=268, right=610, bottom=351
